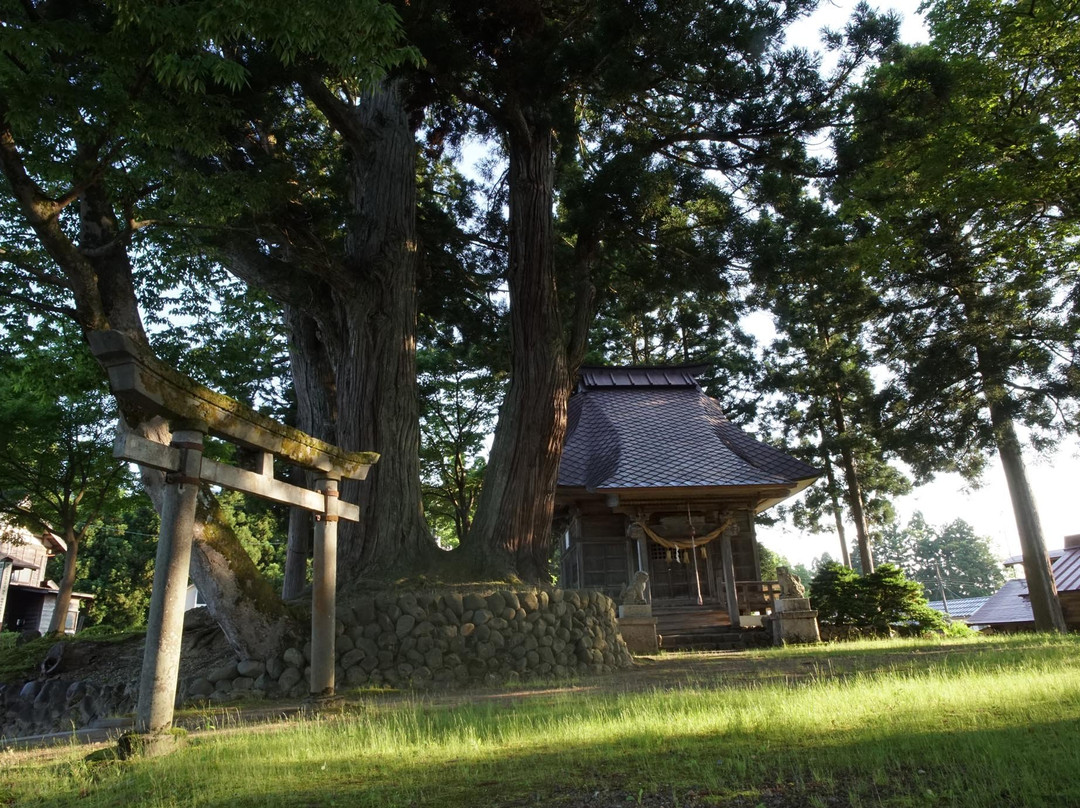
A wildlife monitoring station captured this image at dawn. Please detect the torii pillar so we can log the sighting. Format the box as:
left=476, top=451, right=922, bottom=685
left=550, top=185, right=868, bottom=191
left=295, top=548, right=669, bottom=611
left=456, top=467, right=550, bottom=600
left=129, top=422, right=206, bottom=755
left=310, top=477, right=339, bottom=699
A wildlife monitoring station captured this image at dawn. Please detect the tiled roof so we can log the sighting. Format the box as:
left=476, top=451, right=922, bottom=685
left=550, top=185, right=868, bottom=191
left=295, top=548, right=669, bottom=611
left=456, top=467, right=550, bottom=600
left=558, top=373, right=819, bottom=491
left=966, top=579, right=1033, bottom=626
left=966, top=549, right=1080, bottom=627
left=578, top=365, right=710, bottom=390
left=1004, top=549, right=1064, bottom=566
left=927, top=597, right=990, bottom=620
left=998, top=547, right=1079, bottom=591
left=1051, top=546, right=1080, bottom=592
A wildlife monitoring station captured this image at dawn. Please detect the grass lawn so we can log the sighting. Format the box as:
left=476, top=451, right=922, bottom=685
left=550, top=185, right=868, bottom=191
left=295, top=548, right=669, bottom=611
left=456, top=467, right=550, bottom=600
left=3, top=633, right=1079, bottom=807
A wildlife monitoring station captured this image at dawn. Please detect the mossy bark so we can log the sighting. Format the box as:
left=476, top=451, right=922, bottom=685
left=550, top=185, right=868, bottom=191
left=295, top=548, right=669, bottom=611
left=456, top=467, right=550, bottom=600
left=274, top=79, right=439, bottom=578
left=133, top=418, right=300, bottom=660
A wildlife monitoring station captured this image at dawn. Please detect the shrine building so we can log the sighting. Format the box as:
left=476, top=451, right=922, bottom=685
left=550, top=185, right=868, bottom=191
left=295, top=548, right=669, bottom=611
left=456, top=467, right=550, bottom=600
left=555, top=364, right=819, bottom=634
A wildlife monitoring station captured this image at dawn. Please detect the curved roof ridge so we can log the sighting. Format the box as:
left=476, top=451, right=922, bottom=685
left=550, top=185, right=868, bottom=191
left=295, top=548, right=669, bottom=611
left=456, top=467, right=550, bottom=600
left=698, top=396, right=818, bottom=483
left=578, top=364, right=709, bottom=391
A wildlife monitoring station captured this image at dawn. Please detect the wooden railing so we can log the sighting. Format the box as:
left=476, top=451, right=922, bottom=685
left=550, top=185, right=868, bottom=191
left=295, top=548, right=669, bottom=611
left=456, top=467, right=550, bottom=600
left=718, top=580, right=781, bottom=614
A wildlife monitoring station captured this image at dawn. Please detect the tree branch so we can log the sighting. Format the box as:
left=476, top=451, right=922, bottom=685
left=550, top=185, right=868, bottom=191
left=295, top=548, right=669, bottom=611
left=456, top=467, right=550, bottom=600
left=0, top=286, right=78, bottom=319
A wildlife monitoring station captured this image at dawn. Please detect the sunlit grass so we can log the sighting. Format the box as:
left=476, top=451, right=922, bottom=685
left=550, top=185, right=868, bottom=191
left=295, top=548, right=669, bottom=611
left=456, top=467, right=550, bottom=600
left=4, top=633, right=1079, bottom=807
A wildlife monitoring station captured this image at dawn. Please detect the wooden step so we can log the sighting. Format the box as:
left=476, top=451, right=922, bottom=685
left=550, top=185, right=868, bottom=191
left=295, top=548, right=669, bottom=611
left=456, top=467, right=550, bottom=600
left=653, top=605, right=731, bottom=635
left=657, top=627, right=770, bottom=652
left=648, top=601, right=773, bottom=651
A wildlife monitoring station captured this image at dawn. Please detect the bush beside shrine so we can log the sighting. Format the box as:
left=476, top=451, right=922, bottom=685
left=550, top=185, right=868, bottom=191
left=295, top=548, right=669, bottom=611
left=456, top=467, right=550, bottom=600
left=810, top=562, right=947, bottom=638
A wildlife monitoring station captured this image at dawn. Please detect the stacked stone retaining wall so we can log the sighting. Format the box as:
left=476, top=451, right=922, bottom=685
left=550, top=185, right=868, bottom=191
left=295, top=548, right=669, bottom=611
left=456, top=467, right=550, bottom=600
left=0, top=679, right=137, bottom=740
left=180, top=588, right=633, bottom=703
left=1, top=588, right=632, bottom=739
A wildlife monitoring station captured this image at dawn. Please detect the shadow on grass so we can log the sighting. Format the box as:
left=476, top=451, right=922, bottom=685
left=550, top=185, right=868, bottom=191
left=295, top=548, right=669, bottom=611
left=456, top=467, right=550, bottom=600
left=12, top=679, right=1080, bottom=808
left=586, top=633, right=1080, bottom=695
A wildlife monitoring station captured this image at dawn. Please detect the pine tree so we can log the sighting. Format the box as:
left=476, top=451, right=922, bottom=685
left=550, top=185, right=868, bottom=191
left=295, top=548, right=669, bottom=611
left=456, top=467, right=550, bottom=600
left=750, top=185, right=909, bottom=572
left=835, top=0, right=1080, bottom=631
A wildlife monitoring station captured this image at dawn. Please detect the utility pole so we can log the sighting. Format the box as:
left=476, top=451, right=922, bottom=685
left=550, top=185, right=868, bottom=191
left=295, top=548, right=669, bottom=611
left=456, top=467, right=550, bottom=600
left=934, top=559, right=950, bottom=618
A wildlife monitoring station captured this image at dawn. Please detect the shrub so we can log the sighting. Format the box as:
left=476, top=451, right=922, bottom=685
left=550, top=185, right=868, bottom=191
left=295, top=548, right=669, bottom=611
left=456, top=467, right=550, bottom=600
left=809, top=561, right=945, bottom=635
left=862, top=563, right=946, bottom=635
left=808, top=562, right=862, bottom=625
left=942, top=620, right=977, bottom=638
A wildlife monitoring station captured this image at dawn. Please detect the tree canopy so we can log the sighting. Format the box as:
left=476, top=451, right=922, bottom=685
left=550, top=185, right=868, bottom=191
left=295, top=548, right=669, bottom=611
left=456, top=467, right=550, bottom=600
left=1, top=0, right=1077, bottom=647
left=875, top=513, right=1006, bottom=600
left=0, top=318, right=131, bottom=633
left=833, top=0, right=1080, bottom=630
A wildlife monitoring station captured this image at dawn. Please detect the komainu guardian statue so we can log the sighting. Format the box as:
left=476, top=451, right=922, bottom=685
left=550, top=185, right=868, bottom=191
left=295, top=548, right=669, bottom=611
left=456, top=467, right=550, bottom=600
left=619, top=571, right=650, bottom=605
left=776, top=566, right=806, bottom=599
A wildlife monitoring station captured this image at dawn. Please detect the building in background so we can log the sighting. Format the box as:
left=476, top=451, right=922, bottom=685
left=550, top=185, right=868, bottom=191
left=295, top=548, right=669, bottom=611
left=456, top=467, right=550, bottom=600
left=0, top=524, right=92, bottom=635
left=967, top=535, right=1080, bottom=631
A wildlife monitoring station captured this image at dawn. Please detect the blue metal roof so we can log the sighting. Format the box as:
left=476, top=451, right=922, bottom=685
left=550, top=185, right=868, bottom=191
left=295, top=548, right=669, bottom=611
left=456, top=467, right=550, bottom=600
left=927, top=597, right=990, bottom=620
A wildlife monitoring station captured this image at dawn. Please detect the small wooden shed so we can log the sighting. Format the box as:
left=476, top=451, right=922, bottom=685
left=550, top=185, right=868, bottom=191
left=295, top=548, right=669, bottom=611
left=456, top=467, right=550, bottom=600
left=555, top=364, right=818, bottom=628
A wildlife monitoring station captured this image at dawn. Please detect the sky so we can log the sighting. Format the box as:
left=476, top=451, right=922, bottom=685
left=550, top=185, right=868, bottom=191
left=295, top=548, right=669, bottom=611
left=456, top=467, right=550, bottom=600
left=757, top=438, right=1080, bottom=568
left=788, top=0, right=931, bottom=50
left=755, top=1, right=1080, bottom=567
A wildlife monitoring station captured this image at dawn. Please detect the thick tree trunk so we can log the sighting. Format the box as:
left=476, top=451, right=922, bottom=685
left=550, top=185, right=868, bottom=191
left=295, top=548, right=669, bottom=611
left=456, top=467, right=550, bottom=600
left=80, top=185, right=301, bottom=658
left=299, top=80, right=437, bottom=576
left=5, top=98, right=311, bottom=659
left=132, top=419, right=297, bottom=658
left=281, top=305, right=335, bottom=599
left=957, top=274, right=1066, bottom=634
left=975, top=364, right=1067, bottom=633
left=988, top=411, right=1065, bottom=632
left=463, top=117, right=570, bottom=581
left=75, top=180, right=300, bottom=658
left=282, top=502, right=309, bottom=600
left=189, top=497, right=297, bottom=658
left=46, top=527, right=80, bottom=635
left=565, top=226, right=599, bottom=374
left=220, top=80, right=437, bottom=581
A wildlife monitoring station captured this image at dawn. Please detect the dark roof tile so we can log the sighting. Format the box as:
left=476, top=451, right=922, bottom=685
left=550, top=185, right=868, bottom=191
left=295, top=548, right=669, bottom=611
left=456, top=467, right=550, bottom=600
left=579, top=364, right=709, bottom=390
left=966, top=579, right=1033, bottom=625
left=559, top=381, right=818, bottom=491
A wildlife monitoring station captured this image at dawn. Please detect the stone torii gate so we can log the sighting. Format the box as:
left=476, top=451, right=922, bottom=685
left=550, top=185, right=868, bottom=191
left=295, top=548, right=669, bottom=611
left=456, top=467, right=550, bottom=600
left=88, top=332, right=377, bottom=749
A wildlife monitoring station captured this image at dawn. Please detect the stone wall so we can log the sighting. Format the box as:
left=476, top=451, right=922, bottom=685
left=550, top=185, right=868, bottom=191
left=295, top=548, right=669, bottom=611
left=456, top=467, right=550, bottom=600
left=180, top=588, right=633, bottom=704
left=1, top=588, right=632, bottom=739
left=0, top=679, right=137, bottom=740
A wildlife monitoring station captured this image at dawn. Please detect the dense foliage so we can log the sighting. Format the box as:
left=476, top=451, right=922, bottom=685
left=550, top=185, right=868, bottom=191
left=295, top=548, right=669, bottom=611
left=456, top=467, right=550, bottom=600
left=875, top=513, right=1006, bottom=600
left=1, top=0, right=1077, bottom=643
left=0, top=319, right=133, bottom=633
left=810, top=561, right=946, bottom=634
